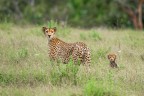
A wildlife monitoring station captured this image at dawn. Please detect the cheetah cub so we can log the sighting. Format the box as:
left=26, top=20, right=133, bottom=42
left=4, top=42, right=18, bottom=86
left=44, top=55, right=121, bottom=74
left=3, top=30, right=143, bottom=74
left=107, top=53, right=118, bottom=68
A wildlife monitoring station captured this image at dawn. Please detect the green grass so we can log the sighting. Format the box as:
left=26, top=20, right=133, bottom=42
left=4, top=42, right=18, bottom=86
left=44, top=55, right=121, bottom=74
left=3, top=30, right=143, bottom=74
left=0, top=23, right=144, bottom=96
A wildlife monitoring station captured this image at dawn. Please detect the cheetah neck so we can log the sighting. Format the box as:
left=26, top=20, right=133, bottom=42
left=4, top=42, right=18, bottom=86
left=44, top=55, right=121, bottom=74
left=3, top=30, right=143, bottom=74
left=48, top=37, right=57, bottom=42
left=48, top=37, right=62, bottom=45
left=110, top=61, right=115, bottom=64
left=48, top=37, right=70, bottom=47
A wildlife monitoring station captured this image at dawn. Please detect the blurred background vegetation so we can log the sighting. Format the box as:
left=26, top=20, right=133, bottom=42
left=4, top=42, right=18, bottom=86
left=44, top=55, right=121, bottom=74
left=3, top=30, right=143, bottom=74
left=0, top=0, right=144, bottom=29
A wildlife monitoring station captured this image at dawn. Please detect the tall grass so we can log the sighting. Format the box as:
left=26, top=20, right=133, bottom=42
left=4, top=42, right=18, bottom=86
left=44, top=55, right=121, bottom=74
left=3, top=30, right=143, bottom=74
left=0, top=23, right=144, bottom=96
left=49, top=59, right=79, bottom=86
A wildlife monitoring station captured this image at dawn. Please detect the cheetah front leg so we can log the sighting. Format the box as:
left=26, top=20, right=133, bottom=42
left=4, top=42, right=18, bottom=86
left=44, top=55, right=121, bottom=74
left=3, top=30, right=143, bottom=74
left=83, top=50, right=91, bottom=72
left=61, top=53, right=71, bottom=64
left=49, top=52, right=59, bottom=66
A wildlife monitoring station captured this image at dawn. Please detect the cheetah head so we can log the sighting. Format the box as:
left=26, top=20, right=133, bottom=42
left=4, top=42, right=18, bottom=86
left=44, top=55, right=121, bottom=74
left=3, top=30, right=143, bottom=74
left=42, top=27, right=56, bottom=40
left=107, top=53, right=116, bottom=62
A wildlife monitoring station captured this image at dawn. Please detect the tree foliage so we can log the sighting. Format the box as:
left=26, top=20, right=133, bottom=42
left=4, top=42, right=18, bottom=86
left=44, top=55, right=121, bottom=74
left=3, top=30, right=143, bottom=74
left=0, top=0, right=143, bottom=28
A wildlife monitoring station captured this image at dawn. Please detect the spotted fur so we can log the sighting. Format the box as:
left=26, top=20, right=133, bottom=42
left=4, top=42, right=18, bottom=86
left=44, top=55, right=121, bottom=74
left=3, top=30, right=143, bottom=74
left=42, top=27, right=91, bottom=65
left=107, top=53, right=118, bottom=68
left=71, top=42, right=91, bottom=66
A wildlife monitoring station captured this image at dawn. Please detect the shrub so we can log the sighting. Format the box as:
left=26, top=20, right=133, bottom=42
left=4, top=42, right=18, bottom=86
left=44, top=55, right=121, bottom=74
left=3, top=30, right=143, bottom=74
left=89, top=31, right=102, bottom=41
left=49, top=59, right=79, bottom=85
left=83, top=79, right=117, bottom=96
left=18, top=48, right=28, bottom=58
left=0, top=22, right=13, bottom=30
left=95, top=47, right=110, bottom=59
left=8, top=47, right=28, bottom=63
left=83, top=79, right=105, bottom=96
left=80, top=33, right=87, bottom=40
left=0, top=70, right=48, bottom=85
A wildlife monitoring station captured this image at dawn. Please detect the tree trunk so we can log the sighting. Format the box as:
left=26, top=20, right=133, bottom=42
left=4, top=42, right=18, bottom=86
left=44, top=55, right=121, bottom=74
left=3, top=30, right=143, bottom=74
left=119, top=4, right=139, bottom=29
left=13, top=0, right=23, bottom=20
left=29, top=0, right=35, bottom=7
left=137, top=0, right=144, bottom=29
left=116, top=0, right=144, bottom=30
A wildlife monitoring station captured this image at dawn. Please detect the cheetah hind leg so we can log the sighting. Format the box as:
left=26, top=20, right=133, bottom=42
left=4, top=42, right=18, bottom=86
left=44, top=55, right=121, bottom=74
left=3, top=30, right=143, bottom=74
left=62, top=58, right=70, bottom=64
left=72, top=53, right=80, bottom=65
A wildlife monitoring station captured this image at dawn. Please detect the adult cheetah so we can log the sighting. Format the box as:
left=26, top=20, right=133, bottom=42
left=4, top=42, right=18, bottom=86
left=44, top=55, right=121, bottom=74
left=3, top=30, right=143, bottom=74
left=42, top=26, right=91, bottom=66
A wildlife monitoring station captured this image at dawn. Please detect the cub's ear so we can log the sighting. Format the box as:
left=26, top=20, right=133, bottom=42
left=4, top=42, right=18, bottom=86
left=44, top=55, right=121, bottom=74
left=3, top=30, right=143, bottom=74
left=42, top=27, right=47, bottom=34
left=53, top=27, right=56, bottom=32
left=107, top=55, right=110, bottom=59
left=114, top=54, right=117, bottom=59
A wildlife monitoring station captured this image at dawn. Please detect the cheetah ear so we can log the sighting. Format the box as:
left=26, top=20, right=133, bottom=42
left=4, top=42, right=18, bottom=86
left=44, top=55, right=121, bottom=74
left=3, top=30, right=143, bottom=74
left=42, top=27, right=47, bottom=34
left=53, top=27, right=56, bottom=32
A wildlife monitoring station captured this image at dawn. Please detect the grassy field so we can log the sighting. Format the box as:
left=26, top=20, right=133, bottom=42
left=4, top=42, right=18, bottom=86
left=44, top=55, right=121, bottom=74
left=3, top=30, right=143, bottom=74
left=0, top=23, right=144, bottom=96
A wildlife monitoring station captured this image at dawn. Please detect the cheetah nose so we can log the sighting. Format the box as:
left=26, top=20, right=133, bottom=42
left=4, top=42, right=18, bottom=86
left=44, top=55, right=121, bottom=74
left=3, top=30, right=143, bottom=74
left=48, top=35, right=51, bottom=38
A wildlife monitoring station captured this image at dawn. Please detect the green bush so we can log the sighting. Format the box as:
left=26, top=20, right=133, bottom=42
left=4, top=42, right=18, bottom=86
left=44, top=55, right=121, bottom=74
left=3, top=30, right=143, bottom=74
left=83, top=79, right=118, bottom=96
left=0, top=70, right=48, bottom=85
left=91, top=47, right=110, bottom=63
left=8, top=48, right=28, bottom=63
left=0, top=0, right=135, bottom=28
left=80, top=33, right=87, bottom=40
left=49, top=59, right=79, bottom=85
left=84, top=79, right=105, bottom=96
left=89, top=31, right=102, bottom=41
left=18, top=48, right=28, bottom=58
left=46, top=20, right=71, bottom=37
left=0, top=22, right=13, bottom=30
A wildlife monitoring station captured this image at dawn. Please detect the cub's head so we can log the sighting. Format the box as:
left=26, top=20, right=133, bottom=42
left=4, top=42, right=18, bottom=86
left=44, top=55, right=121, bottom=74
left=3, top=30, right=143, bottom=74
left=42, top=27, right=56, bottom=40
left=107, top=53, right=116, bottom=62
